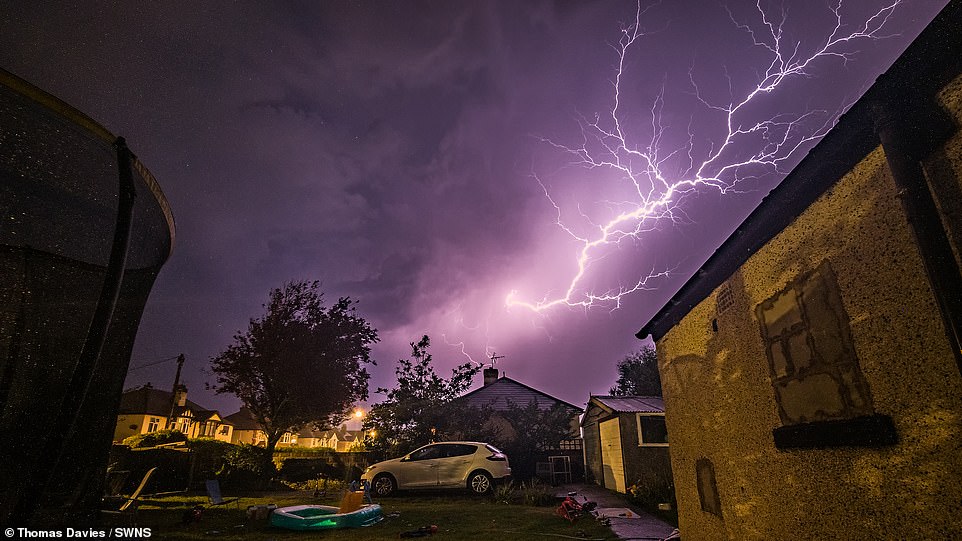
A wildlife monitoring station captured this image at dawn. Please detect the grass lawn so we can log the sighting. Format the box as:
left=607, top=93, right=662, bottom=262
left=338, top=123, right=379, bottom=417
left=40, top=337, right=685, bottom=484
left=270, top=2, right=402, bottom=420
left=103, top=491, right=617, bottom=540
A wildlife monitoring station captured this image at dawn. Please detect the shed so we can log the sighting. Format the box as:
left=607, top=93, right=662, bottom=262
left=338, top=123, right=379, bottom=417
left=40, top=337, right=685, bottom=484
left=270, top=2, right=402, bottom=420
left=581, top=396, right=672, bottom=497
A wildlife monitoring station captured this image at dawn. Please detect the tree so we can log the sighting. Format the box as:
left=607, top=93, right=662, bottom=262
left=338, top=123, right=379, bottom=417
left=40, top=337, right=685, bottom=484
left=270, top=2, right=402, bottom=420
left=209, top=280, right=377, bottom=462
left=364, top=335, right=480, bottom=457
left=610, top=345, right=662, bottom=396
left=494, top=400, right=578, bottom=480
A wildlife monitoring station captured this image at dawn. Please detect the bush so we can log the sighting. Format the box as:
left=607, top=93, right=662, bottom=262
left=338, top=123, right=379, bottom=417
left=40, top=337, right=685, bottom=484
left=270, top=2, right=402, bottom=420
left=493, top=481, right=517, bottom=504
left=187, top=438, right=235, bottom=485
left=519, top=479, right=554, bottom=506
left=122, top=429, right=187, bottom=448
left=220, top=444, right=274, bottom=490
left=277, top=458, right=340, bottom=482
left=626, top=478, right=675, bottom=508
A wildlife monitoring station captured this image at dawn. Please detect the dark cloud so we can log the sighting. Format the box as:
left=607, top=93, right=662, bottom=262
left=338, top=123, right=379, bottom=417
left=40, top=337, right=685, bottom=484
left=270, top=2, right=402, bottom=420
left=0, top=0, right=947, bottom=413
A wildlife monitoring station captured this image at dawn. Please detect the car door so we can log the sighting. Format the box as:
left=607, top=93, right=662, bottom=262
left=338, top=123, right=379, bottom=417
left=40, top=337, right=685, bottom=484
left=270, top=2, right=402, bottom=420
left=436, top=443, right=477, bottom=486
left=398, top=444, right=443, bottom=488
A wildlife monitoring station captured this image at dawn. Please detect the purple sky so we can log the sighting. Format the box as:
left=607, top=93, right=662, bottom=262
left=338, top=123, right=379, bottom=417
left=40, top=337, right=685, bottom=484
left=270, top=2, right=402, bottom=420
left=0, top=0, right=947, bottom=416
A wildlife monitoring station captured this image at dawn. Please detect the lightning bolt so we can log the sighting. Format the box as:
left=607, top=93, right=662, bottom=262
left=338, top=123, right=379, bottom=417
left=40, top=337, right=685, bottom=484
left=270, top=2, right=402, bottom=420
left=506, top=0, right=901, bottom=313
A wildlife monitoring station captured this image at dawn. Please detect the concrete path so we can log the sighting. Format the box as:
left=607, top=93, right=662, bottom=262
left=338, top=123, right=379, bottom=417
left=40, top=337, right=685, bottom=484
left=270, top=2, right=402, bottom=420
left=554, top=483, right=678, bottom=541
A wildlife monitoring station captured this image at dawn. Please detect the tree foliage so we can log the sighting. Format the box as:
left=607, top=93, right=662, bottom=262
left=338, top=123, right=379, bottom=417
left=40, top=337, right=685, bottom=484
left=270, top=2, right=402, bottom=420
left=494, top=400, right=578, bottom=480
left=364, top=335, right=480, bottom=457
left=610, top=345, right=662, bottom=396
left=209, top=280, right=377, bottom=457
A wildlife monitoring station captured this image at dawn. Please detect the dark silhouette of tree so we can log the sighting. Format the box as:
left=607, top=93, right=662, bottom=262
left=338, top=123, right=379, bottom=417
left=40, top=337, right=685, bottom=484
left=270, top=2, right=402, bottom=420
left=494, top=400, right=578, bottom=480
left=610, top=345, right=662, bottom=396
left=364, top=335, right=479, bottom=457
left=210, top=280, right=377, bottom=463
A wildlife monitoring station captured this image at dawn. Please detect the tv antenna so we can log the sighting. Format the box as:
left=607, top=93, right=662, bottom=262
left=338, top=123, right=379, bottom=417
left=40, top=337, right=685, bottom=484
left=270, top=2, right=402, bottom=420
left=488, top=351, right=505, bottom=367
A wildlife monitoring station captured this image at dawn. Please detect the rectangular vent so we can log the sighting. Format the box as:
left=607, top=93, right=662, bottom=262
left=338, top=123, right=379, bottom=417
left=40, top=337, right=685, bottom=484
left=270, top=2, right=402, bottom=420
left=716, top=283, right=734, bottom=314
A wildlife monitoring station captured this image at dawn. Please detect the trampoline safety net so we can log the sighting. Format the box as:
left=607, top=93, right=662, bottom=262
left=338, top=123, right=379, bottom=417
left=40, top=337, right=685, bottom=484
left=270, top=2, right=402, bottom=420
left=0, top=68, right=175, bottom=525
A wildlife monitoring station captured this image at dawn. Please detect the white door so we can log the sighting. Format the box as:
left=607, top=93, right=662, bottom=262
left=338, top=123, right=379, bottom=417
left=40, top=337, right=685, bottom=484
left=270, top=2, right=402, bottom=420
left=600, top=418, right=626, bottom=493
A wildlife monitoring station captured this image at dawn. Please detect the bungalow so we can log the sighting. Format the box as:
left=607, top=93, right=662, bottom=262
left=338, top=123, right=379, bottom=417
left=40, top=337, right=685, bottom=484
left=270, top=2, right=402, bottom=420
left=223, top=407, right=270, bottom=447
left=113, top=384, right=233, bottom=443
left=581, top=396, right=671, bottom=495
left=456, top=367, right=584, bottom=480
left=635, top=3, right=962, bottom=539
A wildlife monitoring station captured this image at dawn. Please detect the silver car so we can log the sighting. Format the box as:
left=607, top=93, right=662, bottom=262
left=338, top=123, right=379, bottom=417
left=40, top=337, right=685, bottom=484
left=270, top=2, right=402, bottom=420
left=361, top=441, right=511, bottom=496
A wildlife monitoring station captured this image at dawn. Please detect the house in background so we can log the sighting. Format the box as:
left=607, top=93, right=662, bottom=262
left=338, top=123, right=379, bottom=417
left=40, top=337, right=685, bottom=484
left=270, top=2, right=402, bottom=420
left=581, top=396, right=671, bottom=496
left=296, top=426, right=366, bottom=451
left=223, top=407, right=269, bottom=446
left=113, top=383, right=233, bottom=443
left=224, top=407, right=364, bottom=450
left=635, top=4, right=962, bottom=539
left=456, top=367, right=584, bottom=481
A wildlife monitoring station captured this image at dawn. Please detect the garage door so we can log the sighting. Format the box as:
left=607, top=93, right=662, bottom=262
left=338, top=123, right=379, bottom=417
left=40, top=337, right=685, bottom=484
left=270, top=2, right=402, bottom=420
left=600, top=418, right=625, bottom=493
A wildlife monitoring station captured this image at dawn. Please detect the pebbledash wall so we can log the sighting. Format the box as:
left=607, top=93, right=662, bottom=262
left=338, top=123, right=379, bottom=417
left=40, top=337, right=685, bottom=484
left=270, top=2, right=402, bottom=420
left=636, top=3, right=962, bottom=540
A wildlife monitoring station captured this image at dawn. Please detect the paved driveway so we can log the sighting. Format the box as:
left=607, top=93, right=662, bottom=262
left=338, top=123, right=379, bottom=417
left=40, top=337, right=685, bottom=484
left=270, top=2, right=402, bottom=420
left=554, top=483, right=678, bottom=541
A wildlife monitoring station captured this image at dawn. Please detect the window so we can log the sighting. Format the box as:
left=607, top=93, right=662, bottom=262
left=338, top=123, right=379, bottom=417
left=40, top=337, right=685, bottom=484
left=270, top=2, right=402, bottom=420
left=146, top=417, right=160, bottom=433
left=696, top=458, right=723, bottom=518
left=757, top=260, right=896, bottom=448
left=219, top=425, right=230, bottom=435
left=280, top=433, right=291, bottom=444
left=441, top=444, right=478, bottom=458
left=557, top=439, right=583, bottom=451
left=409, top=445, right=442, bottom=461
left=637, top=414, right=668, bottom=446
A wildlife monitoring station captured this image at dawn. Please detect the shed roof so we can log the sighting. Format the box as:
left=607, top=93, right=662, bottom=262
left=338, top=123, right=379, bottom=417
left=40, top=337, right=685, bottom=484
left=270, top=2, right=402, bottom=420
left=590, top=395, right=665, bottom=414
left=635, top=0, right=962, bottom=342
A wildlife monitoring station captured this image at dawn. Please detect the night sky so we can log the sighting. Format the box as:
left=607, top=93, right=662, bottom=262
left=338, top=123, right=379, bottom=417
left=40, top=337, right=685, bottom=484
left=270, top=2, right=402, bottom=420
left=0, top=1, right=947, bottom=416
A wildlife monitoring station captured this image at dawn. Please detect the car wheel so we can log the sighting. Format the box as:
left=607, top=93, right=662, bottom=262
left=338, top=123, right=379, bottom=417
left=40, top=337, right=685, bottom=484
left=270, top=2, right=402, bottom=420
left=468, top=471, right=493, bottom=495
left=372, top=474, right=396, bottom=497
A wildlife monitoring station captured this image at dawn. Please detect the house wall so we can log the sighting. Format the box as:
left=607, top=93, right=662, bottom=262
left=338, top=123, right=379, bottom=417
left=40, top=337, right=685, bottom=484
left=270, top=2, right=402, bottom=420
left=582, top=414, right=604, bottom=485
left=113, top=414, right=162, bottom=442
left=232, top=428, right=267, bottom=446
left=656, top=75, right=962, bottom=540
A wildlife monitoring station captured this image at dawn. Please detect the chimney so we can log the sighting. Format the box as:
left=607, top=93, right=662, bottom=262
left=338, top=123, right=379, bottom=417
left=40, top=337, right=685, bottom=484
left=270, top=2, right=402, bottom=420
left=483, top=367, right=499, bottom=386
left=173, top=384, right=187, bottom=407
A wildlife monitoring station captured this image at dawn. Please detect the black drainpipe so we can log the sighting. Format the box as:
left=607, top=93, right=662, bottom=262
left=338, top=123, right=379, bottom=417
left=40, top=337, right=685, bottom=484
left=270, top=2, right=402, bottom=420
left=873, top=92, right=962, bottom=377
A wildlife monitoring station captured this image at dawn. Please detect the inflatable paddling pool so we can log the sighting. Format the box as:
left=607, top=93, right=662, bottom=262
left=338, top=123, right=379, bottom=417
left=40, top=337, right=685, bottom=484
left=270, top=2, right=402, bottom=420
left=271, top=504, right=383, bottom=530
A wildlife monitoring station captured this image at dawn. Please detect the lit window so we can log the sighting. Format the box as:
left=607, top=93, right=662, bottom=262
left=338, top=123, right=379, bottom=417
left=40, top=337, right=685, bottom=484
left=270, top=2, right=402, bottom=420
left=637, top=414, right=668, bottom=446
left=146, top=417, right=160, bottom=433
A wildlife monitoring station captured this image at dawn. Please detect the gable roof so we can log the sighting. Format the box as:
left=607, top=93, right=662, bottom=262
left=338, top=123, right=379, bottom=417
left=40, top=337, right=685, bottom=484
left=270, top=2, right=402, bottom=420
left=223, top=407, right=263, bottom=431
left=636, top=1, right=962, bottom=342
left=296, top=426, right=332, bottom=439
left=457, top=376, right=581, bottom=412
left=118, top=386, right=208, bottom=418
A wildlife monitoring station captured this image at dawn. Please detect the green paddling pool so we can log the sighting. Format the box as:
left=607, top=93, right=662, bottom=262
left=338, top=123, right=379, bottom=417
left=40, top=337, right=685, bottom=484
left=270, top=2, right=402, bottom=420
left=271, top=504, right=383, bottom=530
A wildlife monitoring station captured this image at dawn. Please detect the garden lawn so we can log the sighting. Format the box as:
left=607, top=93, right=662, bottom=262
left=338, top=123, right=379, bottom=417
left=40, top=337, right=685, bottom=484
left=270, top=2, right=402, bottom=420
left=103, top=491, right=617, bottom=540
